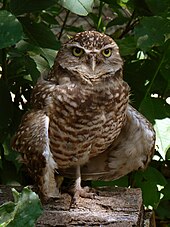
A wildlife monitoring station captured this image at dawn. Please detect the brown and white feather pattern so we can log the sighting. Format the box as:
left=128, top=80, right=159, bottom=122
left=50, top=80, right=129, bottom=168
left=12, top=110, right=59, bottom=198
left=12, top=31, right=155, bottom=200
left=61, top=105, right=155, bottom=180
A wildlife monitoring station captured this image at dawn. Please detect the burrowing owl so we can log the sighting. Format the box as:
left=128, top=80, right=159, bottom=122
left=12, top=31, right=155, bottom=202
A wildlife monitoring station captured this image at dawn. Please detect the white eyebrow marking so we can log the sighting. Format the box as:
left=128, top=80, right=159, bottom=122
left=100, top=43, right=117, bottom=51
left=66, top=43, right=101, bottom=54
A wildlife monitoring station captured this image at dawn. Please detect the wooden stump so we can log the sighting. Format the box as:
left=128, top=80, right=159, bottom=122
left=0, top=185, right=153, bottom=226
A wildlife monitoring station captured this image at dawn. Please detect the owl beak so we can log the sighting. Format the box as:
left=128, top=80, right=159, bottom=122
left=89, top=55, right=96, bottom=72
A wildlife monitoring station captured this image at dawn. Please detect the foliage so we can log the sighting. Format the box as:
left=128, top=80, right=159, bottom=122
left=0, top=187, right=43, bottom=226
left=0, top=0, right=170, bottom=225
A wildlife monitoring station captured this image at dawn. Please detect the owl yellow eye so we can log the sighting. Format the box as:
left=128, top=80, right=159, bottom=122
left=72, top=47, right=84, bottom=57
left=102, top=48, right=112, bottom=57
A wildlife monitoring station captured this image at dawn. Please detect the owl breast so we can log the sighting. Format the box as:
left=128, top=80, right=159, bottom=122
left=48, top=79, right=129, bottom=169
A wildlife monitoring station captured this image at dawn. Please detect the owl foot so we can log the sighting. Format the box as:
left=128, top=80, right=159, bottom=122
left=40, top=189, right=60, bottom=204
left=70, top=186, right=95, bottom=207
left=70, top=165, right=96, bottom=207
left=75, top=185, right=95, bottom=199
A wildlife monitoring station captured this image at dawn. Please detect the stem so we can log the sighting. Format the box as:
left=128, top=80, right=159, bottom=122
left=118, top=10, right=136, bottom=39
left=58, top=10, right=70, bottom=40
left=97, top=1, right=104, bottom=31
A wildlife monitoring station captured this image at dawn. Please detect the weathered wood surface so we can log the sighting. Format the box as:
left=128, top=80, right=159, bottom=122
left=0, top=185, right=151, bottom=226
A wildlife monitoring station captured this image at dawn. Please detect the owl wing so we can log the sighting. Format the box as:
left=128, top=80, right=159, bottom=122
left=12, top=76, right=58, bottom=155
left=60, top=104, right=155, bottom=180
left=12, top=110, right=50, bottom=158
left=12, top=79, right=59, bottom=199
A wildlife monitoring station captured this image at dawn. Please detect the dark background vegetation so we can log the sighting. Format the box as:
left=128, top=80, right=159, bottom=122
left=0, top=0, right=170, bottom=225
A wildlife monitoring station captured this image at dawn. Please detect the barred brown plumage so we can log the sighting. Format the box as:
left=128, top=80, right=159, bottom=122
left=12, top=31, right=155, bottom=203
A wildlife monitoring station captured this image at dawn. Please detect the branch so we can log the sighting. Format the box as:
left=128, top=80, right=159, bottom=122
left=58, top=10, right=70, bottom=40
left=118, top=10, right=138, bottom=39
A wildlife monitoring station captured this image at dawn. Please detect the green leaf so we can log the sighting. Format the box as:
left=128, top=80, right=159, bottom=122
left=31, top=55, right=50, bottom=74
left=160, top=40, right=170, bottom=82
left=3, top=134, right=22, bottom=173
left=134, top=167, right=167, bottom=208
left=124, top=60, right=156, bottom=109
left=41, top=12, right=59, bottom=25
left=13, top=40, right=55, bottom=71
left=135, top=16, right=170, bottom=51
left=59, top=0, right=94, bottom=16
left=19, top=17, right=60, bottom=50
left=136, top=167, right=167, bottom=186
left=141, top=181, right=160, bottom=208
left=30, top=49, right=56, bottom=74
left=107, top=17, right=128, bottom=28
left=146, top=0, right=170, bottom=15
left=166, top=149, right=170, bottom=160
left=156, top=200, right=170, bottom=219
left=0, top=10, right=23, bottom=49
left=116, top=36, right=137, bottom=56
left=9, top=0, right=58, bottom=15
left=139, top=97, right=170, bottom=123
left=24, top=56, right=40, bottom=84
left=139, top=96, right=170, bottom=159
left=0, top=187, right=43, bottom=227
left=154, top=118, right=170, bottom=159
left=65, top=25, right=84, bottom=33
left=37, top=48, right=57, bottom=68
left=161, top=181, right=170, bottom=201
left=15, top=40, right=57, bottom=68
left=130, top=0, right=153, bottom=16
left=0, top=202, right=16, bottom=226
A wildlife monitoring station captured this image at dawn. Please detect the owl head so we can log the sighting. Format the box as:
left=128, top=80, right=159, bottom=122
left=56, top=31, right=123, bottom=84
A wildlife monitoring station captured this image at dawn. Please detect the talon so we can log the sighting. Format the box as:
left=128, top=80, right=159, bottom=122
left=70, top=165, right=97, bottom=207
left=75, top=186, right=95, bottom=199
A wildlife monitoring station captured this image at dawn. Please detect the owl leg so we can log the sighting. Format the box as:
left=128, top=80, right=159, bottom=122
left=72, top=165, right=95, bottom=204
